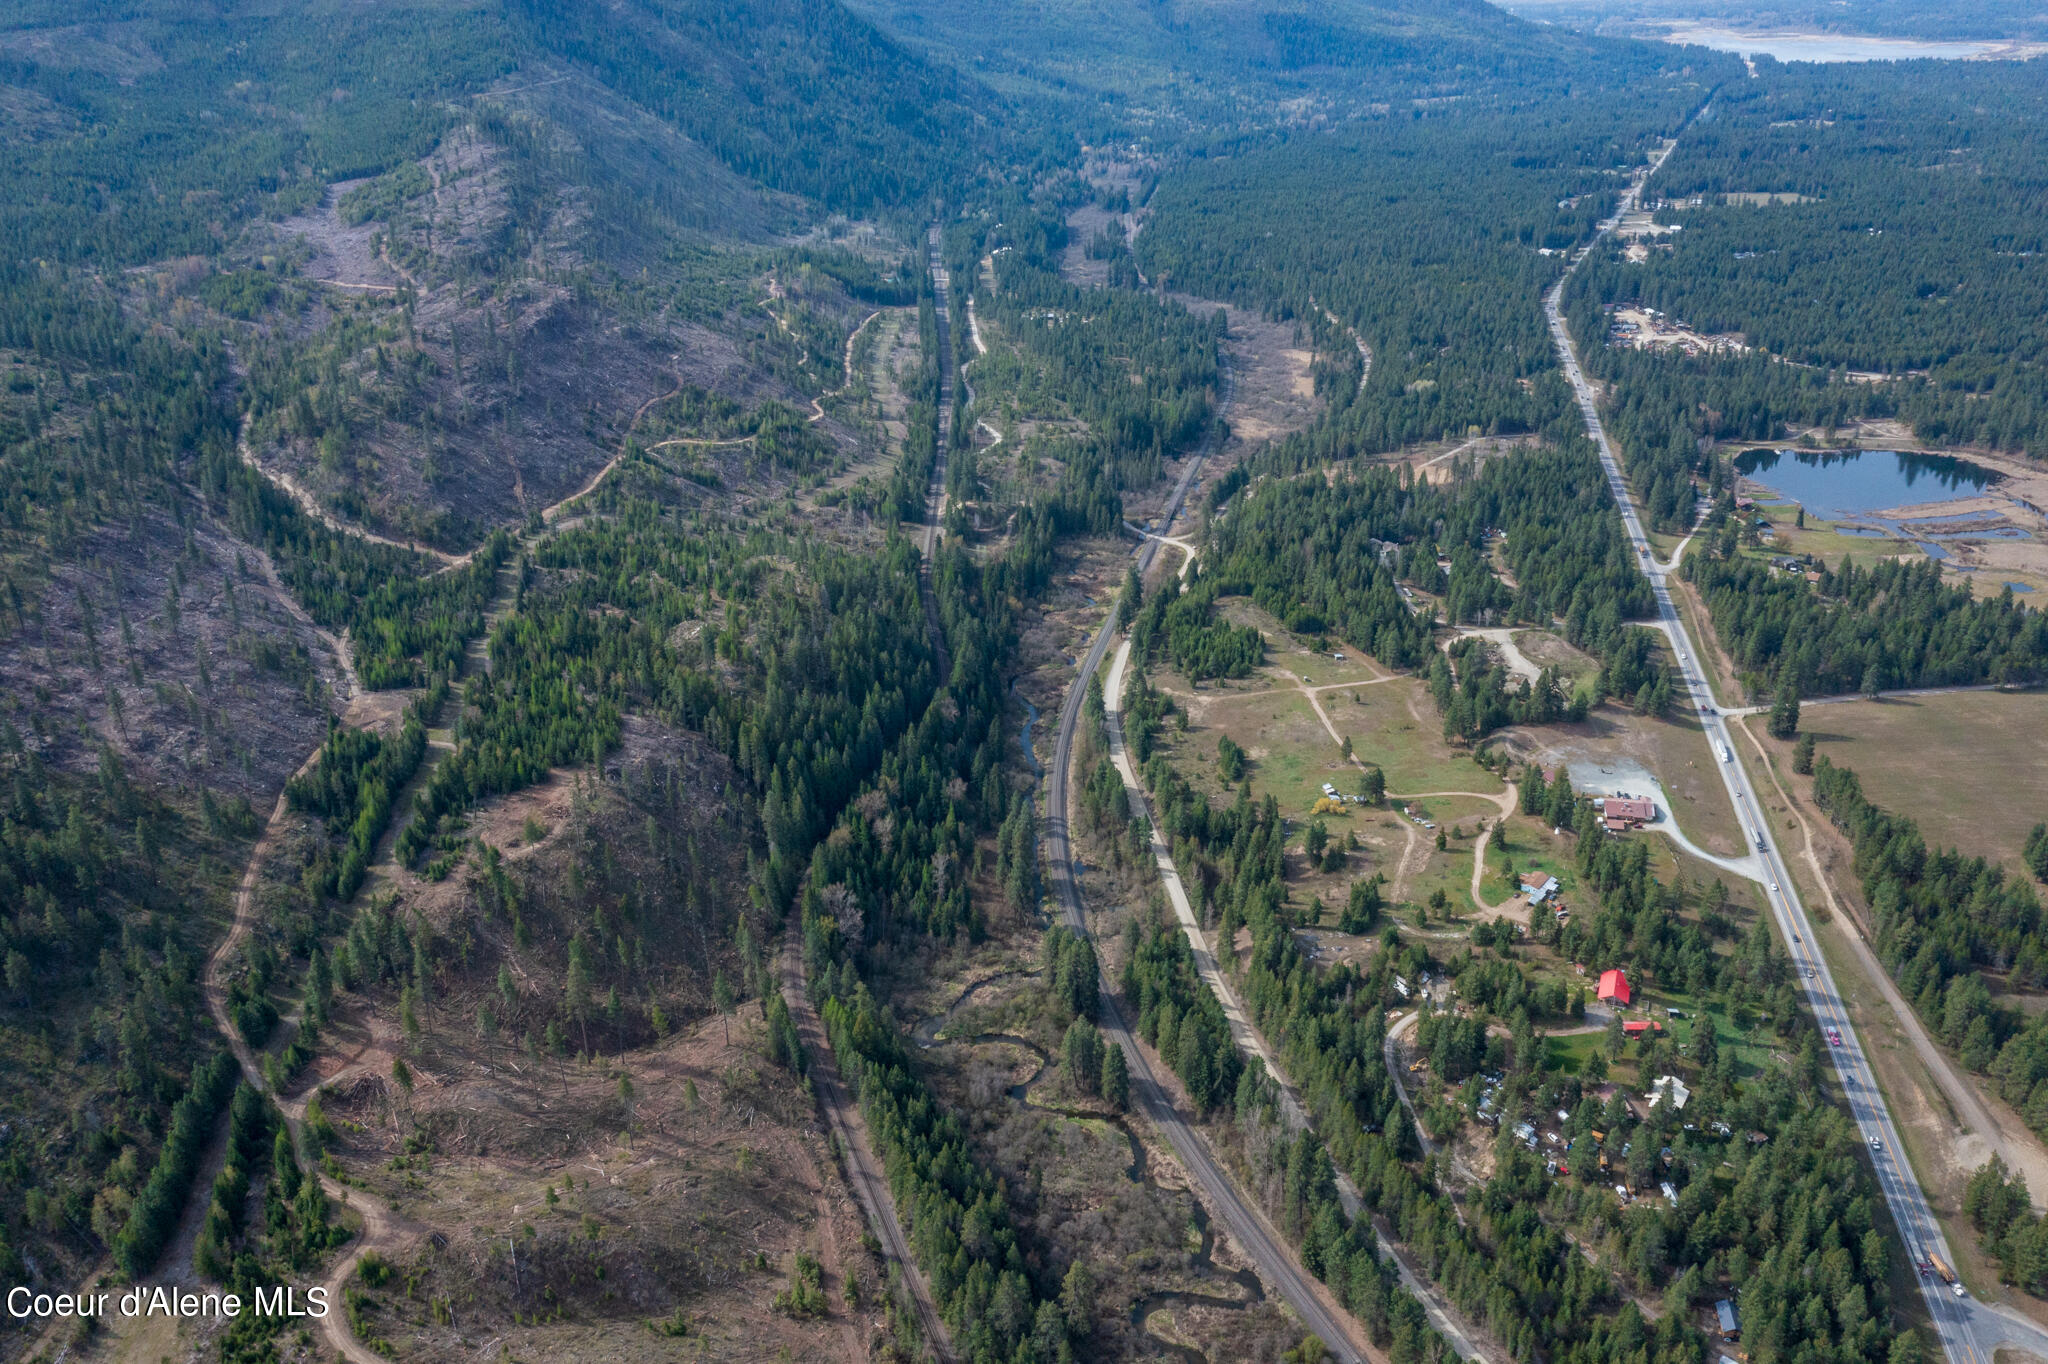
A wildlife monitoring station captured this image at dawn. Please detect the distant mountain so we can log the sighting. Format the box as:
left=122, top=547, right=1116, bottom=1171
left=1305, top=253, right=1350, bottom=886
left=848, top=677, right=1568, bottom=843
left=0, top=0, right=996, bottom=252
left=840, top=0, right=1684, bottom=130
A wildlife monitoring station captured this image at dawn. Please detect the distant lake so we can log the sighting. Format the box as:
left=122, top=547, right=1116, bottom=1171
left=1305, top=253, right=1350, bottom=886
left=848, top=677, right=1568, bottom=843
left=1662, top=27, right=2022, bottom=61
left=1734, top=448, right=1998, bottom=519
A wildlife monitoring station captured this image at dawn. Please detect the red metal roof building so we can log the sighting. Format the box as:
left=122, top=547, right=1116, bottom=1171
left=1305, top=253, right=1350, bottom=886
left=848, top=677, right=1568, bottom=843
left=1601, top=796, right=1656, bottom=832
left=1598, top=969, right=1631, bottom=1005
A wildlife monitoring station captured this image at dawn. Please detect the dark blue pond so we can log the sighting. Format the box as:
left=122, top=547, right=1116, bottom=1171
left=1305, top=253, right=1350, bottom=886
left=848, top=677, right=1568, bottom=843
left=1734, top=448, right=1999, bottom=520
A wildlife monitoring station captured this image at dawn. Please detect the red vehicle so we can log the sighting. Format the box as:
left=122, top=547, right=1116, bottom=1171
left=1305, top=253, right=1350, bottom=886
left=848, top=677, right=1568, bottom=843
left=1827, top=1027, right=1842, bottom=1047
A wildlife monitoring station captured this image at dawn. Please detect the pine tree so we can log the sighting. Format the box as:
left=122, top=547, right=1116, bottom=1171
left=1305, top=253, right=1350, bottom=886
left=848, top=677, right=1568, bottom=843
left=1101, top=1043, right=1129, bottom=1111
left=713, top=970, right=735, bottom=1046
left=1768, top=675, right=1801, bottom=740
left=2024, top=823, right=2048, bottom=884
left=1063, top=1019, right=1104, bottom=1095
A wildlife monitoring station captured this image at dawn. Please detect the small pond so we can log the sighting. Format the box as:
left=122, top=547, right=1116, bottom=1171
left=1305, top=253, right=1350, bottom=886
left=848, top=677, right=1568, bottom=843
left=1733, top=448, right=1998, bottom=520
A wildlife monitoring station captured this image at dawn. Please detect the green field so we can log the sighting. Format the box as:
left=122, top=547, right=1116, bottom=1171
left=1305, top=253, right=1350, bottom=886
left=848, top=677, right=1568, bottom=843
left=1739, top=497, right=1921, bottom=567
left=1187, top=688, right=1353, bottom=810
left=1480, top=813, right=1578, bottom=909
left=1390, top=798, right=1500, bottom=918
left=1323, top=677, right=1506, bottom=798
left=1545, top=999, right=1781, bottom=1083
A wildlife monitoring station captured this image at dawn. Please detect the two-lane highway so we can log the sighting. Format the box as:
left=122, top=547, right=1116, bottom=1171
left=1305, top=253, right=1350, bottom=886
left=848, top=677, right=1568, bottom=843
left=1544, top=129, right=2048, bottom=1364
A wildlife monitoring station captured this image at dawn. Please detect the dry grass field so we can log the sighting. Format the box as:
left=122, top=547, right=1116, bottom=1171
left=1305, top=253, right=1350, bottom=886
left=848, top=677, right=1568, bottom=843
left=1795, top=689, right=2048, bottom=871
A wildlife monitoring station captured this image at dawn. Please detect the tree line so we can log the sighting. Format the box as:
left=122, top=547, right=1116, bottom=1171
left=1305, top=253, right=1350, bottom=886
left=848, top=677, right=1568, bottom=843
left=1192, top=443, right=1665, bottom=743
left=1686, top=549, right=2048, bottom=697
left=1810, top=755, right=2048, bottom=1152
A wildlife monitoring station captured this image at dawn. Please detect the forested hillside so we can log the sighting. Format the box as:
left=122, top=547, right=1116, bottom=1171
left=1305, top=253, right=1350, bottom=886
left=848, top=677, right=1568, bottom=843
left=847, top=0, right=1693, bottom=133
left=5, top=0, right=2041, bottom=1358
left=1137, top=89, right=1719, bottom=456
left=0, top=0, right=987, bottom=1335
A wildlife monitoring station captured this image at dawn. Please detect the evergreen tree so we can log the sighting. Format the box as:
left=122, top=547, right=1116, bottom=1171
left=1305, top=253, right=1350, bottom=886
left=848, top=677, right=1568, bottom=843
left=1768, top=675, right=1802, bottom=740
left=1101, top=1043, right=1129, bottom=1111
left=1063, top=1018, right=1105, bottom=1095
left=1359, top=765, right=1386, bottom=806
left=2025, top=823, right=2048, bottom=884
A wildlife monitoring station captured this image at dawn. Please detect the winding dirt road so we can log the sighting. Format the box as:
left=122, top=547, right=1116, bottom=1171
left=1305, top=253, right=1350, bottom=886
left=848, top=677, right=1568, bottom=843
left=808, top=308, right=882, bottom=425
left=203, top=768, right=417, bottom=1364
left=179, top=347, right=726, bottom=1363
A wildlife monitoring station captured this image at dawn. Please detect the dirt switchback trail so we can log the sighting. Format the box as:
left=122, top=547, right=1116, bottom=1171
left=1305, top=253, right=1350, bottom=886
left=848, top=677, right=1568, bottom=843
left=204, top=783, right=419, bottom=1364
left=779, top=925, right=956, bottom=1362
left=185, top=357, right=703, bottom=1364
left=809, top=308, right=882, bottom=424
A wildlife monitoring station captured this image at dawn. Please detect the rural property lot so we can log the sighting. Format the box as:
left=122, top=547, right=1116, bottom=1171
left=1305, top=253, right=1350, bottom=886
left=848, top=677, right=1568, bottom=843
left=1502, top=701, right=1749, bottom=859
left=1798, top=690, right=2048, bottom=871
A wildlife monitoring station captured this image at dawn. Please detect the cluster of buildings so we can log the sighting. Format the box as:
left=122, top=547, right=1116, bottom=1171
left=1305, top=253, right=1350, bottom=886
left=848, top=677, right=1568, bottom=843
left=1602, top=304, right=1748, bottom=357
left=1506, top=1116, right=1686, bottom=1203
left=1597, top=969, right=1675, bottom=1041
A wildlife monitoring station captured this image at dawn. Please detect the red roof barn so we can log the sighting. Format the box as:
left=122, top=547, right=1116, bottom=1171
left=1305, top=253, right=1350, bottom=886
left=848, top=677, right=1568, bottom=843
left=1598, top=969, right=1631, bottom=1006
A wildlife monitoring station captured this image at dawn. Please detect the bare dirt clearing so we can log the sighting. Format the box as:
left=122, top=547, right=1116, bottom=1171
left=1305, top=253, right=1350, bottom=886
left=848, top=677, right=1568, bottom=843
left=1494, top=700, right=1747, bottom=859
left=323, top=1012, right=880, bottom=1364
left=0, top=504, right=338, bottom=799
